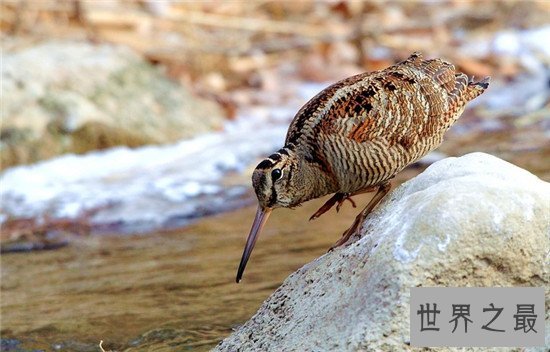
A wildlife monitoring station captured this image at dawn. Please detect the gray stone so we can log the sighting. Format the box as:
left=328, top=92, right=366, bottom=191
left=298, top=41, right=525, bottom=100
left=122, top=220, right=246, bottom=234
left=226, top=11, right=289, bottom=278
left=1, top=41, right=223, bottom=168
left=215, top=152, right=549, bottom=351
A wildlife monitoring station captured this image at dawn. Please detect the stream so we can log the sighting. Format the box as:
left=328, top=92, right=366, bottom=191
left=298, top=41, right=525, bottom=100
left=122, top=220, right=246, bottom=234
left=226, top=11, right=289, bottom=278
left=2, top=186, right=424, bottom=351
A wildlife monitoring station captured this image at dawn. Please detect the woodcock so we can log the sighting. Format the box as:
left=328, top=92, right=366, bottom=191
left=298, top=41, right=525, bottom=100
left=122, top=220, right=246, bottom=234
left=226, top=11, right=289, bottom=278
left=236, top=52, right=489, bottom=283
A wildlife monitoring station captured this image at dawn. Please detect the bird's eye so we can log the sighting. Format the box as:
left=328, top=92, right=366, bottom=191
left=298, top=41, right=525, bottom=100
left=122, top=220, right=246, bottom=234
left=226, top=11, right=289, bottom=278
left=271, top=168, right=282, bottom=181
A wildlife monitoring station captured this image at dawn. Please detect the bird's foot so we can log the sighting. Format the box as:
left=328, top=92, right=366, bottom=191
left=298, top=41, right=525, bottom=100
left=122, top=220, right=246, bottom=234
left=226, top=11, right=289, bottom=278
left=309, top=193, right=356, bottom=221
left=327, top=182, right=391, bottom=252
left=328, top=220, right=361, bottom=251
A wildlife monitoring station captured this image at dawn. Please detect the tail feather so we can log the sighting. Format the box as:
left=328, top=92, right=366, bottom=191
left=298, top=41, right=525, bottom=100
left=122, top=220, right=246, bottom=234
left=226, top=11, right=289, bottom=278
left=465, top=76, right=490, bottom=101
left=397, top=52, right=489, bottom=105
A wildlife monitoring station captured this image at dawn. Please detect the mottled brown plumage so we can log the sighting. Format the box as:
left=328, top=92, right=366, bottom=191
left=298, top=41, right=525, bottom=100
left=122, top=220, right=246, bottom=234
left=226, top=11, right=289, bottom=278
left=237, top=52, right=489, bottom=282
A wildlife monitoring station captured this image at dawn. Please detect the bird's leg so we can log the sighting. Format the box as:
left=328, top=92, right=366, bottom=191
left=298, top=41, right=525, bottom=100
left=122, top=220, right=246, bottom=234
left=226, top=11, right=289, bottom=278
left=329, top=182, right=391, bottom=251
left=309, top=193, right=348, bottom=220
left=309, top=186, right=378, bottom=221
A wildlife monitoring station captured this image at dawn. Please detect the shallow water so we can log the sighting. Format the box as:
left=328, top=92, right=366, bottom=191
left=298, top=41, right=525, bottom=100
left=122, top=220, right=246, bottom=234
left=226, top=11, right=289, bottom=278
left=1, top=178, right=421, bottom=351
left=2, top=137, right=548, bottom=351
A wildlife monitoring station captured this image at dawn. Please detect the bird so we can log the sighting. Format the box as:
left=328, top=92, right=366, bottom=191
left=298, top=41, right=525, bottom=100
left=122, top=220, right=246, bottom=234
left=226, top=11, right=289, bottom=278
left=236, top=52, right=489, bottom=283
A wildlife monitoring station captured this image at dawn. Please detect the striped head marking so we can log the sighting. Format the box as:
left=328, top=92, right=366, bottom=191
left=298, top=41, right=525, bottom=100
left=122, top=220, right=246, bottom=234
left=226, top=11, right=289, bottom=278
left=252, top=147, right=296, bottom=209
left=237, top=146, right=297, bottom=283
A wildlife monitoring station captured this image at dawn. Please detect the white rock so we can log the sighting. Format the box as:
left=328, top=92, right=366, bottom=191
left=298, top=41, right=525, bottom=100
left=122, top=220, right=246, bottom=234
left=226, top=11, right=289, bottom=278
left=215, top=153, right=550, bottom=351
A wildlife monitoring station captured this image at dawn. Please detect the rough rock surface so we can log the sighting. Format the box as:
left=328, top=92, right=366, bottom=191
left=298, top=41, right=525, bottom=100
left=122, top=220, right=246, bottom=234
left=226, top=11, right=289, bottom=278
left=215, top=152, right=549, bottom=352
left=1, top=41, right=223, bottom=168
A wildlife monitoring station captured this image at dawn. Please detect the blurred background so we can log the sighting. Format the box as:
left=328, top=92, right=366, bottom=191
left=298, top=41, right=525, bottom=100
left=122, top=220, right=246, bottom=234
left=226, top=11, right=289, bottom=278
left=1, top=1, right=548, bottom=351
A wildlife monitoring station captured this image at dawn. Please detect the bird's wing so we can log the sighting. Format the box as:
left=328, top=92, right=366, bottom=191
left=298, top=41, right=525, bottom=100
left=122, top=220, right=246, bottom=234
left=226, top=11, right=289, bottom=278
left=286, top=53, right=488, bottom=158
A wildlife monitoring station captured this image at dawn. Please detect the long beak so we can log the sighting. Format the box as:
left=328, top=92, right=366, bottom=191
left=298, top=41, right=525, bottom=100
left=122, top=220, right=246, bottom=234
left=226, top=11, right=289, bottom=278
left=236, top=206, right=272, bottom=283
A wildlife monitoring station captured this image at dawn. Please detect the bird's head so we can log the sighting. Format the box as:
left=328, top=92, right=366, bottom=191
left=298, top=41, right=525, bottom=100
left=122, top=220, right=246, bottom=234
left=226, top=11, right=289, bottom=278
left=251, top=149, right=298, bottom=209
left=236, top=147, right=299, bottom=283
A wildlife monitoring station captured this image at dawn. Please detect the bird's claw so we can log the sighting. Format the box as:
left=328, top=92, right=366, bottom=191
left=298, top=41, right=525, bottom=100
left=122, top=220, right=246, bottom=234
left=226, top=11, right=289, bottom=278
left=336, top=197, right=356, bottom=213
left=327, top=224, right=359, bottom=252
left=326, top=182, right=391, bottom=252
left=310, top=193, right=354, bottom=221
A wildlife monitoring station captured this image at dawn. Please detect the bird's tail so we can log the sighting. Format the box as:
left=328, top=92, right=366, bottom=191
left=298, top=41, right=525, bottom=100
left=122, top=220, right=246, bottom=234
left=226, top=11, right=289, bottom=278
left=444, top=74, right=489, bottom=128
left=404, top=53, right=490, bottom=103
left=464, top=76, right=490, bottom=101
